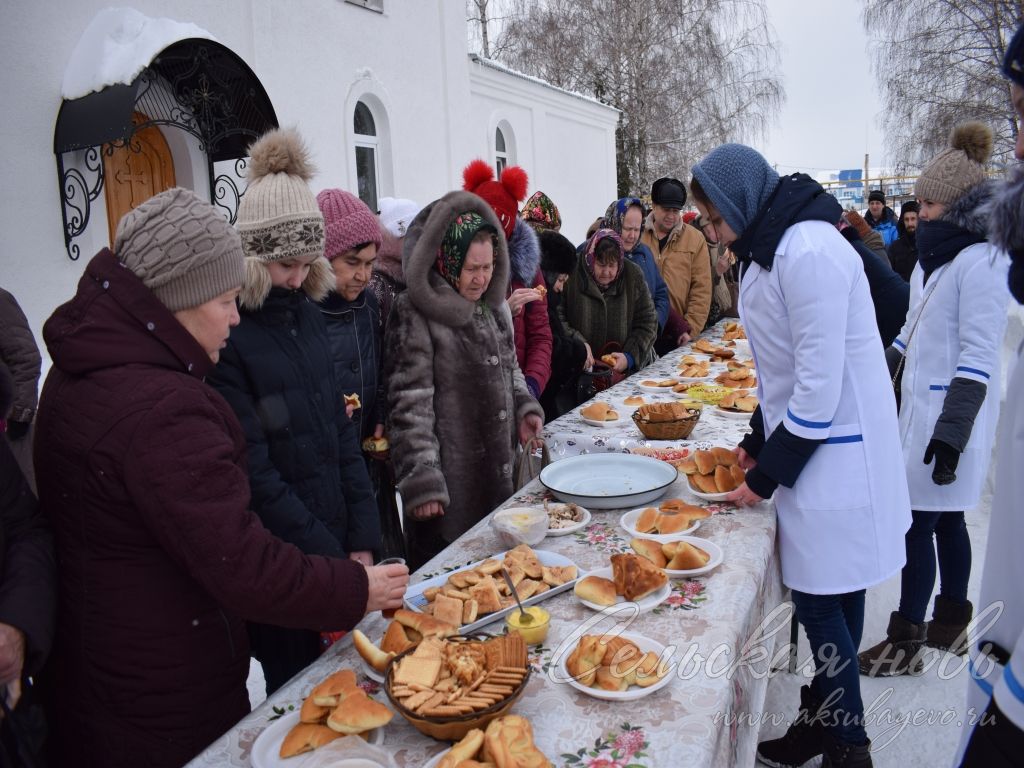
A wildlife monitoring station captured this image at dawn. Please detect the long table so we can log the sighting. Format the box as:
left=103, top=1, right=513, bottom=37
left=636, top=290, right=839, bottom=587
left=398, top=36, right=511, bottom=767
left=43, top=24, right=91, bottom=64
left=188, top=321, right=782, bottom=767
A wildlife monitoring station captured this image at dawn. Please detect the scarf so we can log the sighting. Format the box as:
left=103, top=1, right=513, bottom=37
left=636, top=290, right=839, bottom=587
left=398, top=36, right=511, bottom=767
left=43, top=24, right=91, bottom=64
left=584, top=229, right=624, bottom=290
left=915, top=219, right=985, bottom=284
left=434, top=211, right=496, bottom=290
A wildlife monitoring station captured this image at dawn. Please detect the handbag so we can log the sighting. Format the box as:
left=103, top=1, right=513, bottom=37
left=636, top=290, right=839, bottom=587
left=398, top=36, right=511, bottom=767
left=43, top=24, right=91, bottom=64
left=575, top=341, right=626, bottom=402
left=514, top=436, right=551, bottom=490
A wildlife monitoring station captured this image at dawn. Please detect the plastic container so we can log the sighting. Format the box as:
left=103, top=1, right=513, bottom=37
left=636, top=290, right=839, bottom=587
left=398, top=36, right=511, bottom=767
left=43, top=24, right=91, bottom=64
left=491, top=507, right=548, bottom=547
left=506, top=606, right=550, bottom=645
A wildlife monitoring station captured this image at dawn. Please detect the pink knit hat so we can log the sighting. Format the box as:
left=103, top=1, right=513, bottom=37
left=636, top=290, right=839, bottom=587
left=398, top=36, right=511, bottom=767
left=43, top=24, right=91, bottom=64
left=316, top=188, right=383, bottom=260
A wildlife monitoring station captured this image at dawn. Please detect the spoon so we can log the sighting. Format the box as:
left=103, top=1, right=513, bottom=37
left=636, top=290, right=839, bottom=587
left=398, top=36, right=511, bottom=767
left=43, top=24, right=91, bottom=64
left=500, top=567, right=534, bottom=624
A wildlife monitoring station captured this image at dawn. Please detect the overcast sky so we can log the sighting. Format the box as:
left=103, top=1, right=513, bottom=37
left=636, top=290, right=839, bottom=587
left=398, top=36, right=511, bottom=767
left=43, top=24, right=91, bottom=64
left=755, top=0, right=889, bottom=176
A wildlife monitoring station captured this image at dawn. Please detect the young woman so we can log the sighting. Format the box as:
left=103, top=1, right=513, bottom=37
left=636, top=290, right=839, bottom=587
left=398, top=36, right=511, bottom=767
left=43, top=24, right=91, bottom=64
left=207, top=130, right=382, bottom=693
left=859, top=123, right=1010, bottom=678
left=384, top=191, right=544, bottom=570
left=690, top=143, right=911, bottom=768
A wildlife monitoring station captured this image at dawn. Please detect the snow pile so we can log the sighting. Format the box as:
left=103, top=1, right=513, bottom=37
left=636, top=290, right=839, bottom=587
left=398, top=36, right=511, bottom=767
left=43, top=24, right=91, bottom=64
left=61, top=7, right=218, bottom=100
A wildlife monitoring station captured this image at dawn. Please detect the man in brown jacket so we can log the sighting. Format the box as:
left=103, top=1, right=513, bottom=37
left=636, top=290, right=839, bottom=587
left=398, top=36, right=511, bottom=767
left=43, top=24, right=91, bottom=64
left=641, top=177, right=712, bottom=338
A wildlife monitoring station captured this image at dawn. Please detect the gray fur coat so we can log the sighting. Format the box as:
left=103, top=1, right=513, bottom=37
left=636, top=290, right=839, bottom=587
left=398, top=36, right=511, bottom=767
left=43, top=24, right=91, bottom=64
left=384, top=190, right=542, bottom=544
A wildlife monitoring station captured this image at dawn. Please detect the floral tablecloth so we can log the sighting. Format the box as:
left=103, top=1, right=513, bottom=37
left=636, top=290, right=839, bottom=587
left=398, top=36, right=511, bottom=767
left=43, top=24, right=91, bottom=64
left=188, top=322, right=782, bottom=768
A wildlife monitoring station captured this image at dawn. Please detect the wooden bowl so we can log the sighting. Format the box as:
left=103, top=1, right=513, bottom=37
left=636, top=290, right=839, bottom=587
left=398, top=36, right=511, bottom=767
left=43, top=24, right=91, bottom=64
left=383, top=634, right=531, bottom=741
left=632, top=406, right=701, bottom=440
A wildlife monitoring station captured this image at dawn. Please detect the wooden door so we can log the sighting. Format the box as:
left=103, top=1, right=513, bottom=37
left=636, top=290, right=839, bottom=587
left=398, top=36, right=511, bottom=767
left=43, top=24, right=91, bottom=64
left=103, top=112, right=176, bottom=245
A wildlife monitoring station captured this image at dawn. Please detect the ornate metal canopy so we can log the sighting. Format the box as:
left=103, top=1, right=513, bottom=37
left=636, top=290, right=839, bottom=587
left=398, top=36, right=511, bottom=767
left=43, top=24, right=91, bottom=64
left=53, top=38, right=278, bottom=259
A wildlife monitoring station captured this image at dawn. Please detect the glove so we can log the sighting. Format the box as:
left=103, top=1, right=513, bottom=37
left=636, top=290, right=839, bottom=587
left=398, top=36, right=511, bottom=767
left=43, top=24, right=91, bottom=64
left=923, top=438, right=959, bottom=485
left=4, top=421, right=29, bottom=440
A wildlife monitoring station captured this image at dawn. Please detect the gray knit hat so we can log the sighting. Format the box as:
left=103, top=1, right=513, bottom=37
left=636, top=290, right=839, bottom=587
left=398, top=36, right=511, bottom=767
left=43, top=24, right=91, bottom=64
left=691, top=143, right=780, bottom=236
left=914, top=122, right=993, bottom=205
left=114, top=187, right=245, bottom=312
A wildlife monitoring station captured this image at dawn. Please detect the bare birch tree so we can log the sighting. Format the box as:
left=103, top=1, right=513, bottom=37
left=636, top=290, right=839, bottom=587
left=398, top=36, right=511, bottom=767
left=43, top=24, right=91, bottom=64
left=863, top=0, right=1023, bottom=171
left=487, top=0, right=783, bottom=196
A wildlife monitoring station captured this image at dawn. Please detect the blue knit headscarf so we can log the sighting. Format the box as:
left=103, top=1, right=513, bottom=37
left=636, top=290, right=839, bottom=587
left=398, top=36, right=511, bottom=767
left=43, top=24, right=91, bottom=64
left=691, top=144, right=781, bottom=237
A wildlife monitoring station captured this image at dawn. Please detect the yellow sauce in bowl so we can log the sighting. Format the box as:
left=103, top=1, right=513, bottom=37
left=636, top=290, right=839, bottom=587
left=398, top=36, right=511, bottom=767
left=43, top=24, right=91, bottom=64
left=506, top=606, right=550, bottom=645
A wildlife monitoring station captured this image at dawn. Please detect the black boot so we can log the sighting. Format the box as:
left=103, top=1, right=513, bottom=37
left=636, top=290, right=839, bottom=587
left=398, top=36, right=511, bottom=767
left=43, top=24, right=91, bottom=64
left=858, top=611, right=926, bottom=677
left=756, top=685, right=826, bottom=767
left=821, top=733, right=872, bottom=767
left=925, top=595, right=973, bottom=655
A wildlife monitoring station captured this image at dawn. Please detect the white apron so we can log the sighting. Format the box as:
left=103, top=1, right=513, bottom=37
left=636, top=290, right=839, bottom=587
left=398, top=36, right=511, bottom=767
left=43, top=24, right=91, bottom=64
left=894, top=244, right=1010, bottom=511
left=739, top=221, right=911, bottom=595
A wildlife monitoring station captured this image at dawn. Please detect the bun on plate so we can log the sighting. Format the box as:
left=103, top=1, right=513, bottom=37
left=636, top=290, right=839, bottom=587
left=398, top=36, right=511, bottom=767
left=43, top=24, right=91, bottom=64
left=581, top=402, right=618, bottom=421
left=574, top=575, right=617, bottom=606
left=630, top=537, right=668, bottom=568
left=623, top=395, right=645, bottom=405
left=666, top=541, right=710, bottom=570
left=635, top=506, right=659, bottom=533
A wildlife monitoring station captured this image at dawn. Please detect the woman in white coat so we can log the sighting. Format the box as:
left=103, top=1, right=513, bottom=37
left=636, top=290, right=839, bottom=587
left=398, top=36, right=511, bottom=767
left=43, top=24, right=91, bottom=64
left=690, top=144, right=910, bottom=768
left=858, top=123, right=1011, bottom=680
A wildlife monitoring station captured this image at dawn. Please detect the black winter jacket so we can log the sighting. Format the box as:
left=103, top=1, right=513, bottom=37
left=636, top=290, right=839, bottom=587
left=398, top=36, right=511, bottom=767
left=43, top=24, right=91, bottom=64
left=319, top=290, right=384, bottom=440
left=208, top=288, right=380, bottom=558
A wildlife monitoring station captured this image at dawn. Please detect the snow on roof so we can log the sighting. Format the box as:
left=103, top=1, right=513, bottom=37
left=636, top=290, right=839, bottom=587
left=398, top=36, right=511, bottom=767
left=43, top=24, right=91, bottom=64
left=469, top=54, right=619, bottom=112
left=62, top=7, right=217, bottom=100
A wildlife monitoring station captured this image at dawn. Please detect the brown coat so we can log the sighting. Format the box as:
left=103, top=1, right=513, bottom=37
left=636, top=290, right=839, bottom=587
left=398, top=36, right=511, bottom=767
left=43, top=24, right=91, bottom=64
left=384, top=191, right=542, bottom=553
left=641, top=216, right=712, bottom=334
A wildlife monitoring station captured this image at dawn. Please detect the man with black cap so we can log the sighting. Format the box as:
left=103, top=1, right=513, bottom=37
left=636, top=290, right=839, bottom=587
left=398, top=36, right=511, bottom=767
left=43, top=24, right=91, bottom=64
left=887, top=200, right=919, bottom=281
left=640, top=176, right=712, bottom=339
left=865, top=189, right=899, bottom=247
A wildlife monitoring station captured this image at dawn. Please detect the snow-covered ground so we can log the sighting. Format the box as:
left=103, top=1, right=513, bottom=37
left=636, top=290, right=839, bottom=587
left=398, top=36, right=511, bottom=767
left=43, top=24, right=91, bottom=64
left=244, top=307, right=1024, bottom=765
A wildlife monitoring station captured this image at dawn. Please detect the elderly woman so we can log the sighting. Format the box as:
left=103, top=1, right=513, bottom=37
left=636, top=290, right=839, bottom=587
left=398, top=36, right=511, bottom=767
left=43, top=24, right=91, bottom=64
left=558, top=228, right=657, bottom=374
left=385, top=191, right=544, bottom=569
left=34, top=187, right=407, bottom=768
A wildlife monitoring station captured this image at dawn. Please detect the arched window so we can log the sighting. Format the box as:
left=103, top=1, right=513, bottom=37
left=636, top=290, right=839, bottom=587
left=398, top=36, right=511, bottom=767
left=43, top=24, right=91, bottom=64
left=353, top=101, right=380, bottom=211
left=495, top=126, right=508, bottom=175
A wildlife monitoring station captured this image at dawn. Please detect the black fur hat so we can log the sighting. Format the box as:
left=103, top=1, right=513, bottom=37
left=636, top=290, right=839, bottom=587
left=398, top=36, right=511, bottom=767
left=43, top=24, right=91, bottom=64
left=538, top=229, right=578, bottom=275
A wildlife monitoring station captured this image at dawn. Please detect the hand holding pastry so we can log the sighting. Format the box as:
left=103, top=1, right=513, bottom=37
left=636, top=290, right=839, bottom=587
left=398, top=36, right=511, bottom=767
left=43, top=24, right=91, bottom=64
left=604, top=352, right=628, bottom=372
left=507, top=288, right=544, bottom=316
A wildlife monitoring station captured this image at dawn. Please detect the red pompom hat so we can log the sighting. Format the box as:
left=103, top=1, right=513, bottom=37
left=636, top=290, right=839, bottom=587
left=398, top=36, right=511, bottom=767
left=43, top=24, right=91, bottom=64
left=461, top=159, right=528, bottom=240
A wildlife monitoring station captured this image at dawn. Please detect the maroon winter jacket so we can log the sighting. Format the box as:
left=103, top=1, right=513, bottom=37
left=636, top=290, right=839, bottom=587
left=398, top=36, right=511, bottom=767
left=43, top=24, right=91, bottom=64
left=511, top=266, right=553, bottom=395
left=35, top=251, right=370, bottom=768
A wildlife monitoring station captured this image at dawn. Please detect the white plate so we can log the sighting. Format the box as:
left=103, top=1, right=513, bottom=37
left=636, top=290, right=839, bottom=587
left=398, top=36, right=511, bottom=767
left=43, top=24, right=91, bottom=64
left=545, top=503, right=592, bottom=536
left=619, top=506, right=700, bottom=541
left=684, top=482, right=731, bottom=502
left=403, top=549, right=579, bottom=634
left=359, top=655, right=385, bottom=684
left=555, top=631, right=675, bottom=701
left=714, top=405, right=755, bottom=419
left=636, top=380, right=681, bottom=393
left=540, top=454, right=678, bottom=509
left=574, top=566, right=670, bottom=613
left=580, top=414, right=626, bottom=428
left=251, top=711, right=384, bottom=768
left=659, top=536, right=725, bottom=577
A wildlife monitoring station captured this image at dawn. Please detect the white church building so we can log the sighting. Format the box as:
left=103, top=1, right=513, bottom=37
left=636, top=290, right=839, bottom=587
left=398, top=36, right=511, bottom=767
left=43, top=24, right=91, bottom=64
left=1, top=1, right=619, bottom=342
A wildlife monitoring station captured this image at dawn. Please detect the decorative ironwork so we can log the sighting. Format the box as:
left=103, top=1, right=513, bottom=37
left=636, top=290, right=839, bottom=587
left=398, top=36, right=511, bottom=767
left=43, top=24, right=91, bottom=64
left=213, top=157, right=248, bottom=224
left=54, top=38, right=277, bottom=259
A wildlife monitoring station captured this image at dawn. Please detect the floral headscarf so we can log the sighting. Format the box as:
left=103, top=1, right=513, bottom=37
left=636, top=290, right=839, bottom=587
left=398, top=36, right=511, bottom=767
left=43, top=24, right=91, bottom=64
left=602, top=197, right=645, bottom=240
left=435, top=211, right=496, bottom=290
left=520, top=191, right=562, bottom=232
left=584, top=228, right=625, bottom=288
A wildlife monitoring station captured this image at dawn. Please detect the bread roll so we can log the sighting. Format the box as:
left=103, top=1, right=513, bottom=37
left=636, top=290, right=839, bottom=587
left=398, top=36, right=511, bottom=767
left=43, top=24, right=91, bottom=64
left=326, top=690, right=394, bottom=734
left=711, top=447, right=737, bottom=466
left=393, top=609, right=459, bottom=639
left=714, top=464, right=738, bottom=493
left=633, top=650, right=669, bottom=687
left=614, top=553, right=668, bottom=601
left=437, top=728, right=485, bottom=768
left=730, top=464, right=746, bottom=486
left=630, top=537, right=668, bottom=568
left=598, top=635, right=641, bottom=667
left=693, top=449, right=717, bottom=475
left=566, top=635, right=604, bottom=686
left=594, top=665, right=629, bottom=691
left=352, top=629, right=395, bottom=674
left=635, top=506, right=659, bottom=533
left=666, top=541, right=710, bottom=570
left=735, top=396, right=758, bottom=412
left=574, top=575, right=617, bottom=606
left=691, top=473, right=720, bottom=494
left=655, top=510, right=691, bottom=534
left=624, top=395, right=645, bottom=405
left=299, top=694, right=330, bottom=724
left=279, top=723, right=344, bottom=758
left=581, top=402, right=614, bottom=420
left=676, top=458, right=698, bottom=475
left=311, top=669, right=358, bottom=707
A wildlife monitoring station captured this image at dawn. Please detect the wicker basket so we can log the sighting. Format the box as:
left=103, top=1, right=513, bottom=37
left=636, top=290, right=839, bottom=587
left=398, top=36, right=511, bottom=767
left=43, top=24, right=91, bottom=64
left=632, top=405, right=701, bottom=440
left=383, top=634, right=531, bottom=741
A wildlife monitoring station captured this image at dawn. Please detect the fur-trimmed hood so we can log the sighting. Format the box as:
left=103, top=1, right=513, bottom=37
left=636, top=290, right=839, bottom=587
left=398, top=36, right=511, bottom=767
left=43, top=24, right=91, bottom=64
left=375, top=229, right=406, bottom=285
left=940, top=178, right=996, bottom=236
left=507, top=217, right=541, bottom=285
left=239, top=255, right=334, bottom=311
left=402, top=190, right=509, bottom=327
left=987, top=166, right=1024, bottom=256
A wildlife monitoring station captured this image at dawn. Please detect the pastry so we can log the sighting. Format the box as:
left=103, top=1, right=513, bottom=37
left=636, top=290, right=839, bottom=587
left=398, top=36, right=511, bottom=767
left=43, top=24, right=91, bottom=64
left=630, top=537, right=668, bottom=568
left=714, top=464, right=738, bottom=492
left=326, top=689, right=394, bottom=734
left=623, top=394, right=645, bottom=405
left=730, top=464, right=746, bottom=485
left=352, top=629, right=395, bottom=673
left=580, top=401, right=618, bottom=421
left=598, top=635, right=641, bottom=667
left=735, top=396, right=758, bottom=412
left=611, top=553, right=668, bottom=601
left=601, top=353, right=617, bottom=366
left=310, top=669, right=358, bottom=707
left=279, top=723, right=345, bottom=758
left=381, top=621, right=415, bottom=655
left=534, top=284, right=548, bottom=298
left=634, top=506, right=659, bottom=533
left=438, top=729, right=486, bottom=768
left=566, top=635, right=604, bottom=686
left=693, top=449, right=717, bottom=475
left=343, top=393, right=361, bottom=409
left=676, top=457, right=698, bottom=475
left=711, top=446, right=737, bottom=467
left=654, top=509, right=691, bottom=534
left=482, top=714, right=551, bottom=768
left=432, top=593, right=465, bottom=627
left=469, top=576, right=504, bottom=614
left=666, top=541, right=710, bottom=570
left=690, top=473, right=720, bottom=494
left=299, top=693, right=330, bottom=724
left=574, top=575, right=617, bottom=606
left=594, top=664, right=630, bottom=692
left=362, top=435, right=389, bottom=452
left=633, top=650, right=670, bottom=687
left=392, top=608, right=458, bottom=639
